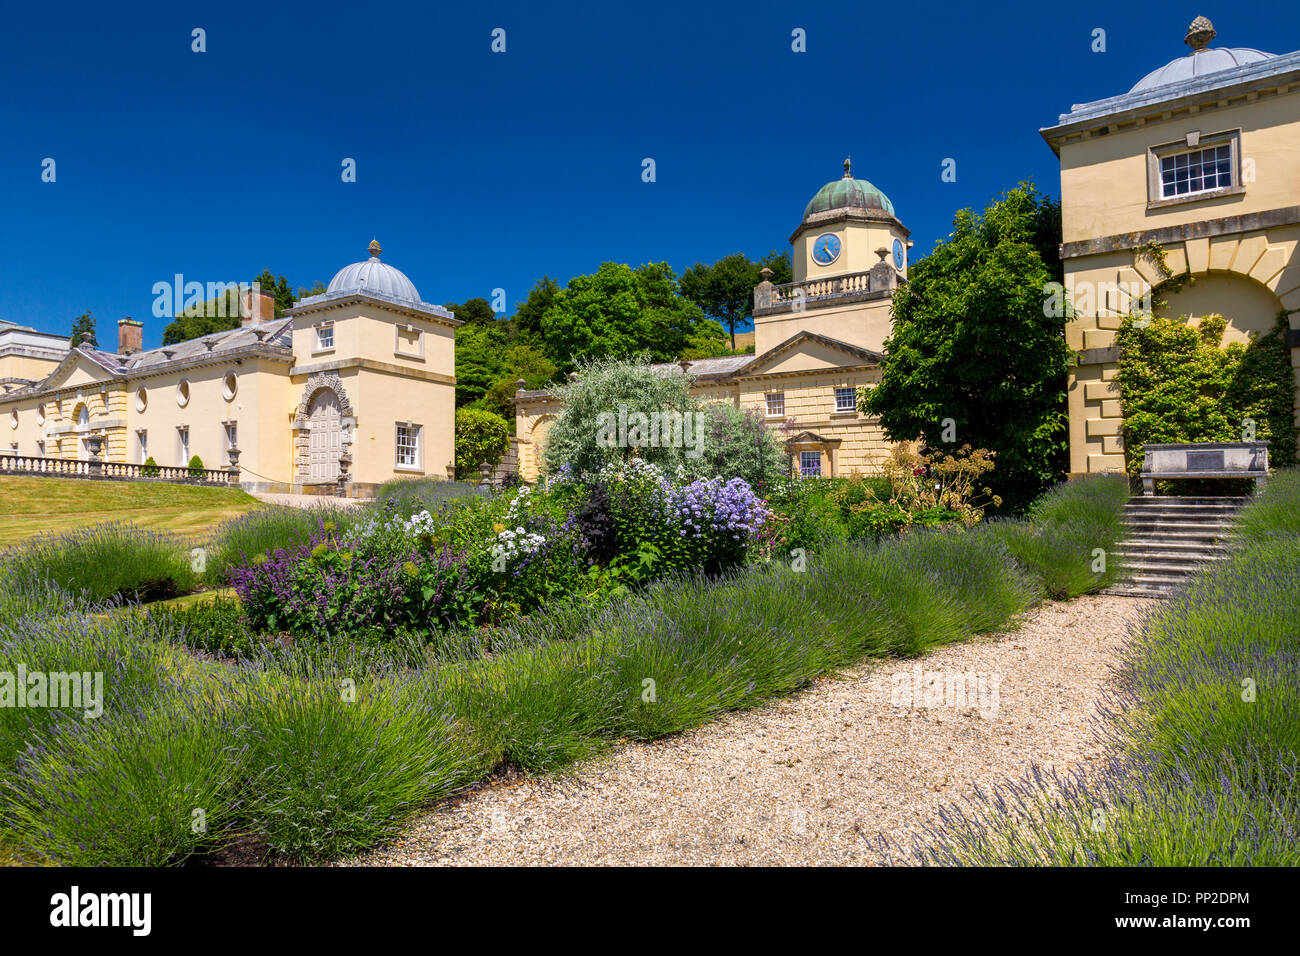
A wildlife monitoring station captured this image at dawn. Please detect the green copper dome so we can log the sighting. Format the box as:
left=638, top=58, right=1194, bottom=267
left=803, top=158, right=895, bottom=219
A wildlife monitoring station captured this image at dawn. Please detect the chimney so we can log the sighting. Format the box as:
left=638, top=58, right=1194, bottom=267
left=240, top=286, right=277, bottom=326
left=117, top=317, right=143, bottom=355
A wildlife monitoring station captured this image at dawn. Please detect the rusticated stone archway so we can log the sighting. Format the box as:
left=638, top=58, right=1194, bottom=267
left=292, top=372, right=356, bottom=484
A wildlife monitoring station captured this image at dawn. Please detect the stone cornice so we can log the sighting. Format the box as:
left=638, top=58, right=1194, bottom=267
left=1060, top=204, right=1300, bottom=259
left=790, top=207, right=910, bottom=244
left=288, top=292, right=461, bottom=329
left=290, top=356, right=456, bottom=385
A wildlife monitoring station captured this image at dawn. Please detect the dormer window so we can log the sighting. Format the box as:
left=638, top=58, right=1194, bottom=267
left=1147, top=130, right=1243, bottom=208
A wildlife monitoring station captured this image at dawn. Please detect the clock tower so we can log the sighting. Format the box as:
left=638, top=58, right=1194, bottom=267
left=753, top=159, right=911, bottom=355
left=791, top=158, right=910, bottom=282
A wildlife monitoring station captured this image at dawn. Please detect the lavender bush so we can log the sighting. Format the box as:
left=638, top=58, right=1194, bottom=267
left=229, top=524, right=474, bottom=639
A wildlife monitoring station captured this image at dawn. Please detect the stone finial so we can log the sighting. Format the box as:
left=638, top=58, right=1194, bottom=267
left=368, top=238, right=382, bottom=258
left=515, top=377, right=526, bottom=394
left=678, top=359, right=691, bottom=373
left=759, top=266, right=774, bottom=282
left=78, top=331, right=94, bottom=346
left=1185, top=16, right=1215, bottom=51
left=875, top=247, right=889, bottom=262
left=843, top=156, right=852, bottom=178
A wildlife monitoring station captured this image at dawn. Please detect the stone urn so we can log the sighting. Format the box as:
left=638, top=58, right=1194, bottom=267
left=84, top=433, right=105, bottom=475
left=337, top=449, right=353, bottom=497
left=224, top=445, right=242, bottom=486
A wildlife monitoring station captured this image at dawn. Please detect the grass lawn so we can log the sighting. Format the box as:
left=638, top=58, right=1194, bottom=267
left=0, top=476, right=263, bottom=546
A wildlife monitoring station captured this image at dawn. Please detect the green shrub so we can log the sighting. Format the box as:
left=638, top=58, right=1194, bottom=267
left=239, top=677, right=495, bottom=861
left=1234, top=467, right=1300, bottom=542
left=141, top=455, right=159, bottom=478
left=372, top=477, right=486, bottom=520
left=0, top=523, right=198, bottom=604
left=542, top=355, right=702, bottom=477
left=2, top=693, right=243, bottom=866
left=206, top=506, right=358, bottom=584
left=0, top=606, right=192, bottom=779
left=454, top=406, right=510, bottom=479
left=150, top=594, right=257, bottom=658
left=978, top=474, right=1129, bottom=599
left=691, top=403, right=788, bottom=492
left=1116, top=312, right=1297, bottom=480
left=188, top=454, right=206, bottom=476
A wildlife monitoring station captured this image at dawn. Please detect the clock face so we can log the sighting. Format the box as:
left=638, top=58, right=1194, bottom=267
left=811, top=233, right=841, bottom=266
left=892, top=238, right=906, bottom=270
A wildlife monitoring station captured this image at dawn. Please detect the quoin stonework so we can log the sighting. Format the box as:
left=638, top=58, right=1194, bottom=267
left=1042, top=16, right=1300, bottom=477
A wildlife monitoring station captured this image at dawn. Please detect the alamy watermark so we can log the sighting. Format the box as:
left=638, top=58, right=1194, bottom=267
left=890, top=664, right=1002, bottom=719
left=0, top=665, right=103, bottom=719
left=595, top=404, right=706, bottom=458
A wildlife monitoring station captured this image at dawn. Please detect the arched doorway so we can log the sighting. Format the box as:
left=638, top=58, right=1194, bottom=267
left=1158, top=272, right=1283, bottom=344
left=307, top=388, right=342, bottom=483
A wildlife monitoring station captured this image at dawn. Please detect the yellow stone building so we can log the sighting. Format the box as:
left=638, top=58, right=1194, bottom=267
left=0, top=242, right=460, bottom=495
left=1042, top=16, right=1300, bottom=476
left=514, top=160, right=913, bottom=481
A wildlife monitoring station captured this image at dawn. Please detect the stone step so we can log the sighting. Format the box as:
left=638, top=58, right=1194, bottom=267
left=1113, top=539, right=1228, bottom=554
left=1130, top=496, right=1248, bottom=505
left=1124, top=507, right=1243, bottom=519
left=1130, top=571, right=1190, bottom=587
left=1122, top=559, right=1209, bottom=575
left=1102, top=584, right=1175, bottom=598
left=1124, top=517, right=1236, bottom=529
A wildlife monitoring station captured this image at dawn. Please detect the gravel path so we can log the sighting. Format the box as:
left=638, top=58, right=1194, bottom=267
left=344, top=594, right=1154, bottom=866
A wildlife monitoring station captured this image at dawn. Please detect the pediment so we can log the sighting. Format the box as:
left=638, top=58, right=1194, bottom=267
left=35, top=349, right=117, bottom=392
left=744, top=330, right=883, bottom=377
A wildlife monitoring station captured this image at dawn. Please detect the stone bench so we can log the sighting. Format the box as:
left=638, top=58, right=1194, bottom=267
left=1141, top=441, right=1269, bottom=496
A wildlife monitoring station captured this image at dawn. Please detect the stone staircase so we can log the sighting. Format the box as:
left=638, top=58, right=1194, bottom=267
left=1105, top=496, right=1247, bottom=597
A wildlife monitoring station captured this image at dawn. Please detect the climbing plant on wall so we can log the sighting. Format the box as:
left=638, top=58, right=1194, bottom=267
left=1115, top=311, right=1296, bottom=480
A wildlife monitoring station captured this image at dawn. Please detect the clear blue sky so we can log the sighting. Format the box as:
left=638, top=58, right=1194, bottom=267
left=2, top=1, right=1295, bottom=348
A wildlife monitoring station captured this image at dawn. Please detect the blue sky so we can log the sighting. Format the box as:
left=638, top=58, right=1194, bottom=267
left=2, top=1, right=1295, bottom=347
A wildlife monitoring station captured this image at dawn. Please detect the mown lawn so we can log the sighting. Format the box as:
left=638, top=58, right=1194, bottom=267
left=0, top=476, right=262, bottom=546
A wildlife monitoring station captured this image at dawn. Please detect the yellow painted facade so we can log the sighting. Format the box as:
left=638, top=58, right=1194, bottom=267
left=0, top=244, right=461, bottom=495
left=1042, top=19, right=1300, bottom=476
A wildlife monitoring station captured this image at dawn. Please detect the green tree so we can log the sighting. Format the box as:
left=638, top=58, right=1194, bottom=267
left=511, top=276, right=559, bottom=347
left=298, top=280, right=328, bottom=299
left=162, top=286, right=243, bottom=345
left=541, top=262, right=708, bottom=373
left=679, top=250, right=791, bottom=350
left=69, top=311, right=97, bottom=347
left=454, top=321, right=508, bottom=407
left=444, top=297, right=497, bottom=326
left=864, top=183, right=1070, bottom=508
left=251, top=269, right=295, bottom=316
left=479, top=345, right=560, bottom=421
left=454, top=407, right=510, bottom=478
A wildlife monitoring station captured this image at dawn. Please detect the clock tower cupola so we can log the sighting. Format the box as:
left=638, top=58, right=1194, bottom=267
left=791, top=158, right=910, bottom=282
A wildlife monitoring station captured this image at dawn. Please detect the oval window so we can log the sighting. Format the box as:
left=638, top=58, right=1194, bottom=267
left=8, top=410, right=17, bottom=430
left=136, top=387, right=148, bottom=412
left=222, top=373, right=237, bottom=401
left=177, top=379, right=191, bottom=407
left=36, top=404, right=45, bottom=426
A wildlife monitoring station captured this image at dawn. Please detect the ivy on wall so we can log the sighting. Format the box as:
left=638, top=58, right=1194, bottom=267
left=1115, top=311, right=1297, bottom=479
